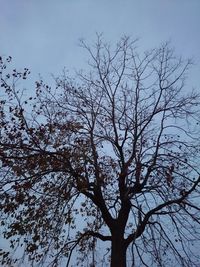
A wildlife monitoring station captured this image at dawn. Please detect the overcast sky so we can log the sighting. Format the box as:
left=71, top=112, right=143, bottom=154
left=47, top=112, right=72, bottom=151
left=0, top=0, right=200, bottom=265
left=0, top=0, right=200, bottom=86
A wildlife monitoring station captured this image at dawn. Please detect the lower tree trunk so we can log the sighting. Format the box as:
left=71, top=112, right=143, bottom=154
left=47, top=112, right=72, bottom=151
left=110, top=236, right=127, bottom=267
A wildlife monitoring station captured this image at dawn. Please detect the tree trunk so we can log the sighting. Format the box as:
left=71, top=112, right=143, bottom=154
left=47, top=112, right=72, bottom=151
left=110, top=235, right=127, bottom=267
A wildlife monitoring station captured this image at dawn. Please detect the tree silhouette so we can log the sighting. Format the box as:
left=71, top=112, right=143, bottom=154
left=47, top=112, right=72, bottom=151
left=0, top=37, right=200, bottom=267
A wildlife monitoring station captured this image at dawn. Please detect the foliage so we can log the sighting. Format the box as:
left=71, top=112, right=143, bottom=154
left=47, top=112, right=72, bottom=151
left=0, top=37, right=200, bottom=267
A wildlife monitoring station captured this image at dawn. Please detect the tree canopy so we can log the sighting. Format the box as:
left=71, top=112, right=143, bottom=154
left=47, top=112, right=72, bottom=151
left=0, top=37, right=200, bottom=267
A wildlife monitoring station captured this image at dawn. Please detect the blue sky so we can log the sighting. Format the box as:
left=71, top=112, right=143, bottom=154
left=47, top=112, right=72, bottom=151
left=0, top=0, right=200, bottom=86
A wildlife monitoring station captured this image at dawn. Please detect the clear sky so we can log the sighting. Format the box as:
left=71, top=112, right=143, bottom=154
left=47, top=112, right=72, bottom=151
left=0, top=0, right=200, bottom=86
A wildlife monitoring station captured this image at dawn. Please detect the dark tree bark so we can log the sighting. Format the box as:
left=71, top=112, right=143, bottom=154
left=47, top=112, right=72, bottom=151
left=110, top=230, right=127, bottom=267
left=110, top=201, right=131, bottom=267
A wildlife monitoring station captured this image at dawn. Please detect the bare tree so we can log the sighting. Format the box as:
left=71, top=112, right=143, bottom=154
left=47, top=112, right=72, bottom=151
left=0, top=37, right=200, bottom=267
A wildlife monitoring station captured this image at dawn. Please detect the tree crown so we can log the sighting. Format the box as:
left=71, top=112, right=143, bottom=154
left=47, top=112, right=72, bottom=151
left=0, top=38, right=200, bottom=267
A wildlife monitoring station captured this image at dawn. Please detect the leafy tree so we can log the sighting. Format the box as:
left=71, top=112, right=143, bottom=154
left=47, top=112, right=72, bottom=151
left=0, top=37, right=200, bottom=267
